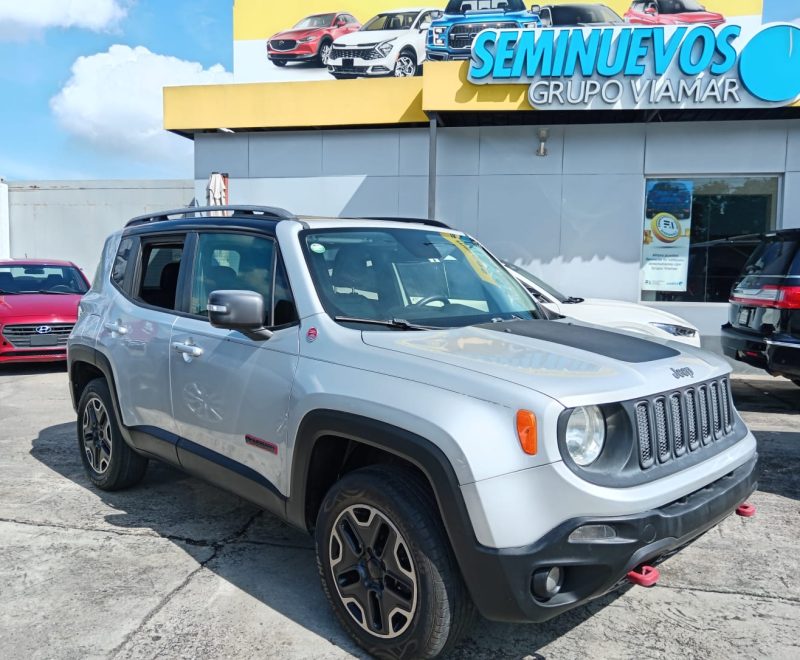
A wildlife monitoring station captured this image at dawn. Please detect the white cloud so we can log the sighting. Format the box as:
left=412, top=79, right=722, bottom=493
left=0, top=0, right=127, bottom=40
left=50, top=45, right=232, bottom=172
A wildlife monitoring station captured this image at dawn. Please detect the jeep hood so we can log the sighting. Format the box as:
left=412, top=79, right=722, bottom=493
left=361, top=320, right=728, bottom=406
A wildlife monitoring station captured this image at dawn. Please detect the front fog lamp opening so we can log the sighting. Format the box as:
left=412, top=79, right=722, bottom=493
left=532, top=566, right=564, bottom=601
left=568, top=524, right=618, bottom=543
left=565, top=405, right=606, bottom=467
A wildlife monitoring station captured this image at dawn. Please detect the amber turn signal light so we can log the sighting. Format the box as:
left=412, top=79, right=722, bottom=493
left=516, top=410, right=538, bottom=455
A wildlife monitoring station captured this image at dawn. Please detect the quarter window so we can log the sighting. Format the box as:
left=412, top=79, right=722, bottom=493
left=111, top=237, right=134, bottom=289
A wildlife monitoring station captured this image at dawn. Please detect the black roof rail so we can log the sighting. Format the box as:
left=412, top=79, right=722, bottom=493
left=352, top=216, right=452, bottom=230
left=125, top=205, right=296, bottom=228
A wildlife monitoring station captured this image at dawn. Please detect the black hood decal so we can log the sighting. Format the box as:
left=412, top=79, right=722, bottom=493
left=475, top=320, right=681, bottom=364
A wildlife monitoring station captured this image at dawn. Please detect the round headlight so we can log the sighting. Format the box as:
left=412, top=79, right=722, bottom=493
left=565, top=405, right=606, bottom=466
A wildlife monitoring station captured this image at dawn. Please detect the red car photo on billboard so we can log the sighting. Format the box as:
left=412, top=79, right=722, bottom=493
left=624, top=0, right=725, bottom=27
left=267, top=12, right=361, bottom=67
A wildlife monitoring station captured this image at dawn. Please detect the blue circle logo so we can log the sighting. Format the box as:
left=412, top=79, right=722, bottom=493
left=740, top=25, right=800, bottom=103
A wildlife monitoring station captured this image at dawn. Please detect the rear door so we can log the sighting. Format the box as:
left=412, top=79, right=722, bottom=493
left=97, top=234, right=187, bottom=447
left=729, top=237, right=800, bottom=335
left=169, top=230, right=300, bottom=500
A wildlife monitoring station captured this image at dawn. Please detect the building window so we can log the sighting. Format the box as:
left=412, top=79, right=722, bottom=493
left=641, top=176, right=779, bottom=303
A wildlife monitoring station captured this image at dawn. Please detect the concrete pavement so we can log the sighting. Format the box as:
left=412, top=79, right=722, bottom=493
left=0, top=365, right=798, bottom=659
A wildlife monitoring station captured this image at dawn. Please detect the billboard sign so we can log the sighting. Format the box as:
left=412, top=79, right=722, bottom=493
left=468, top=21, right=800, bottom=110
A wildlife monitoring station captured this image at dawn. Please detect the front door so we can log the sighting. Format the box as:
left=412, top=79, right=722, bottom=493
left=169, top=231, right=299, bottom=502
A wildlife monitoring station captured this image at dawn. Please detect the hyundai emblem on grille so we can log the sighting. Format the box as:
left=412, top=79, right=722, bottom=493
left=36, top=326, right=53, bottom=335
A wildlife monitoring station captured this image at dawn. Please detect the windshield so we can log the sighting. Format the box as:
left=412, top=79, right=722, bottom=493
left=444, top=0, right=526, bottom=13
left=294, top=14, right=336, bottom=29
left=503, top=262, right=569, bottom=303
left=658, top=0, right=705, bottom=13
left=0, top=265, right=88, bottom=294
left=362, top=12, right=419, bottom=31
left=551, top=5, right=622, bottom=24
left=302, top=229, right=544, bottom=328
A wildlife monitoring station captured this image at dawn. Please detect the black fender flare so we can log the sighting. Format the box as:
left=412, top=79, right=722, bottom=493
left=287, top=409, right=508, bottom=614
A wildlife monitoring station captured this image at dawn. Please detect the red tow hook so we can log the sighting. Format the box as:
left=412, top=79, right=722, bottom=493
left=736, top=503, right=757, bottom=518
left=627, top=565, right=660, bottom=587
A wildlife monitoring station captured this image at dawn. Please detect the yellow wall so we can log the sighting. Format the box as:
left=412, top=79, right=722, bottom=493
left=234, top=0, right=764, bottom=41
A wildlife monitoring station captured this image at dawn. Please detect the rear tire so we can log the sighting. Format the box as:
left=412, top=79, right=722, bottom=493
left=77, top=378, right=147, bottom=491
left=315, top=465, right=475, bottom=659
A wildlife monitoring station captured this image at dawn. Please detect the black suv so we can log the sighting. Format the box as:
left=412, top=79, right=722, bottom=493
left=722, top=229, right=800, bottom=386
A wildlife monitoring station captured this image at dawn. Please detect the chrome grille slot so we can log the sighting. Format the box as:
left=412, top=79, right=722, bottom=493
left=720, top=379, right=732, bottom=430
left=685, top=390, right=699, bottom=451
left=710, top=382, right=722, bottom=437
left=698, top=385, right=711, bottom=445
left=635, top=402, right=654, bottom=469
left=653, top=397, right=670, bottom=463
left=670, top=393, right=686, bottom=456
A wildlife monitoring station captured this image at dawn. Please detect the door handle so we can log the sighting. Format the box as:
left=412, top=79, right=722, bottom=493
left=172, top=341, right=204, bottom=358
left=104, top=321, right=128, bottom=336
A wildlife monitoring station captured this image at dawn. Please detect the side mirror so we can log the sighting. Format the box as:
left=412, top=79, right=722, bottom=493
left=530, top=4, right=541, bottom=12
left=207, top=290, right=273, bottom=341
left=335, top=19, right=346, bottom=27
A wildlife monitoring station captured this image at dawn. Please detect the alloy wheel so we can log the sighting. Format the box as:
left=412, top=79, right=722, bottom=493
left=81, top=396, right=112, bottom=474
left=394, top=56, right=416, bottom=77
left=329, top=504, right=418, bottom=639
left=320, top=43, right=333, bottom=64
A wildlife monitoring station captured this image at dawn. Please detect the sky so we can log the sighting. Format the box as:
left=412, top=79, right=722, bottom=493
left=0, top=0, right=232, bottom=181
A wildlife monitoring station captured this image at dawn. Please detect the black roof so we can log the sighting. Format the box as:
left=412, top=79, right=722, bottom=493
left=125, top=205, right=296, bottom=228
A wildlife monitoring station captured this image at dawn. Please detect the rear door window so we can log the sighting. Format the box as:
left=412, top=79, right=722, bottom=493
left=135, top=239, right=185, bottom=311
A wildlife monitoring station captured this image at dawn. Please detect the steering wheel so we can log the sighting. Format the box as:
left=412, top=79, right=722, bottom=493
left=412, top=295, right=450, bottom=307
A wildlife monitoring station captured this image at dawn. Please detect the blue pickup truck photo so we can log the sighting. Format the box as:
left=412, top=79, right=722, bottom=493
left=427, top=0, right=542, bottom=61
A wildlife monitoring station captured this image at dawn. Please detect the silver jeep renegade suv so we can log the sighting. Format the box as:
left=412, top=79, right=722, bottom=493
left=68, top=206, right=758, bottom=659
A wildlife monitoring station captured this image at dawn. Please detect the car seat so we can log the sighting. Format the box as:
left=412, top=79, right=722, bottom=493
left=158, top=261, right=181, bottom=309
left=0, top=272, right=16, bottom=293
left=330, top=245, right=380, bottom=318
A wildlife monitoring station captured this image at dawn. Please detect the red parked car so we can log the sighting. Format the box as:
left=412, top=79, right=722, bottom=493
left=267, top=12, right=361, bottom=67
left=624, top=0, right=725, bottom=27
left=0, top=259, right=89, bottom=364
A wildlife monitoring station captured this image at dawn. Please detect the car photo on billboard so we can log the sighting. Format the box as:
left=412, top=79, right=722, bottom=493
left=538, top=3, right=624, bottom=27
left=624, top=0, right=725, bottom=27
left=646, top=180, right=692, bottom=220
left=267, top=12, right=361, bottom=68
left=327, top=8, right=441, bottom=79
left=427, top=0, right=541, bottom=61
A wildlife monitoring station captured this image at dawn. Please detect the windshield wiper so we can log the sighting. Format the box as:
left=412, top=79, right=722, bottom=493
left=334, top=316, right=436, bottom=331
left=563, top=297, right=585, bottom=304
left=28, top=290, right=75, bottom=295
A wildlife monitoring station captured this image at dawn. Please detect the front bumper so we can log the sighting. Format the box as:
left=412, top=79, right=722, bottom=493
left=426, top=49, right=470, bottom=61
left=268, top=50, right=318, bottom=63
left=458, top=453, right=758, bottom=623
left=327, top=55, right=394, bottom=77
left=722, top=324, right=800, bottom=379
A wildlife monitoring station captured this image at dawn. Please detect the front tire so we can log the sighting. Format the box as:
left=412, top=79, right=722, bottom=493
left=315, top=466, right=474, bottom=659
left=394, top=51, right=418, bottom=77
left=77, top=378, right=147, bottom=491
left=317, top=40, right=333, bottom=66
left=272, top=60, right=287, bottom=67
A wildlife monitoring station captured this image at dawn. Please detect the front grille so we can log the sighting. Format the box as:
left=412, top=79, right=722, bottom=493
left=448, top=21, right=517, bottom=51
left=331, top=46, right=382, bottom=60
left=270, top=39, right=297, bottom=51
left=1, top=323, right=73, bottom=348
left=633, top=378, right=735, bottom=471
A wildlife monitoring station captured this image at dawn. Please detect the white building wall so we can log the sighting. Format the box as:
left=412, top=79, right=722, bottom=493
left=8, top=180, right=194, bottom=279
